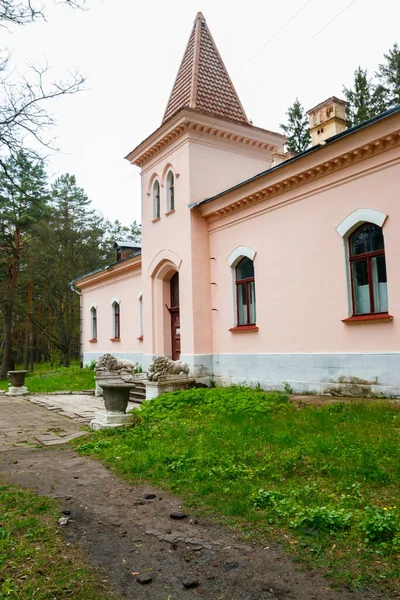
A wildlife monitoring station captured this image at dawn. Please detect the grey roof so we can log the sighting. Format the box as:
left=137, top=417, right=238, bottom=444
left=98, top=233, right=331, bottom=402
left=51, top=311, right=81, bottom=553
left=71, top=249, right=142, bottom=286
left=113, top=240, right=142, bottom=249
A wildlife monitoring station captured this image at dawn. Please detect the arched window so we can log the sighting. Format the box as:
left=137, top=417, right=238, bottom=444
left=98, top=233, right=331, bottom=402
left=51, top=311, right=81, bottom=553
left=166, top=171, right=175, bottom=212
left=112, top=301, right=120, bottom=338
left=349, top=223, right=388, bottom=315
left=236, top=257, right=256, bottom=326
left=153, top=180, right=160, bottom=220
left=90, top=306, right=97, bottom=340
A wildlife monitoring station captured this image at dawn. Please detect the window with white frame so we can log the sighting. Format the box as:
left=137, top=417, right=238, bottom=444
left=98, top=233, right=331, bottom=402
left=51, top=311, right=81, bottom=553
left=112, top=301, right=120, bottom=338
left=153, top=180, right=160, bottom=220
left=90, top=306, right=97, bottom=340
left=166, top=170, right=175, bottom=212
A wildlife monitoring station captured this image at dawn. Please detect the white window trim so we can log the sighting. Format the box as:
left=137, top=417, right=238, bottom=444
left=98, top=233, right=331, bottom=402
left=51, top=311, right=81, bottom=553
left=226, top=245, right=256, bottom=268
left=226, top=246, right=256, bottom=327
left=336, top=208, right=387, bottom=238
left=336, top=209, right=388, bottom=316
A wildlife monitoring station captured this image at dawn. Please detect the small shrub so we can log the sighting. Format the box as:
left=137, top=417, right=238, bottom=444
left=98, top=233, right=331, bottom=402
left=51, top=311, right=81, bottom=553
left=283, top=381, right=293, bottom=394
left=88, top=359, right=97, bottom=371
left=290, top=506, right=353, bottom=533
left=252, top=489, right=284, bottom=509
left=359, top=506, right=399, bottom=543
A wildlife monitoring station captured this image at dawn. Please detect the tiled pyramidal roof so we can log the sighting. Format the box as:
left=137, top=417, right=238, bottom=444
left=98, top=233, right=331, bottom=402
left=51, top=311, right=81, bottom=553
left=162, top=12, right=249, bottom=125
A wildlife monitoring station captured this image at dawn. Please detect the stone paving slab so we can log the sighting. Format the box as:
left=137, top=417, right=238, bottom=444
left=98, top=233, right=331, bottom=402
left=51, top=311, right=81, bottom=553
left=0, top=393, right=141, bottom=450
left=0, top=395, right=87, bottom=450
left=28, top=394, right=139, bottom=423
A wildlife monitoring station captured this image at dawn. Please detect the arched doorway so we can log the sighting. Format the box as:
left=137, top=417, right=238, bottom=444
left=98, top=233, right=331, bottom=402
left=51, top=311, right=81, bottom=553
left=169, top=272, right=180, bottom=360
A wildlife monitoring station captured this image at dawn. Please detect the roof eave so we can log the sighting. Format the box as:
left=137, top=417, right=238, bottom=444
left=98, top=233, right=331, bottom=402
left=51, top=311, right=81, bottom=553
left=71, top=251, right=142, bottom=287
left=193, top=104, right=400, bottom=208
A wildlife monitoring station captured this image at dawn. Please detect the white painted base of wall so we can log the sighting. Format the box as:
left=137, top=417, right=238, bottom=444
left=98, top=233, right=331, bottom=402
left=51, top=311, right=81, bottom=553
left=83, top=352, right=400, bottom=397
left=211, top=352, right=400, bottom=397
left=83, top=352, right=144, bottom=368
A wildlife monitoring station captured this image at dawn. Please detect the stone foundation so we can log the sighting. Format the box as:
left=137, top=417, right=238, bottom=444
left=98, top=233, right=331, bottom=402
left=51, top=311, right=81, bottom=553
left=145, top=375, right=195, bottom=400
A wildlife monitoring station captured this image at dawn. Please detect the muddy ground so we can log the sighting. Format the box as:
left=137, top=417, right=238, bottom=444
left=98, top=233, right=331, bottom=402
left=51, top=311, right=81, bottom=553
left=0, top=445, right=384, bottom=600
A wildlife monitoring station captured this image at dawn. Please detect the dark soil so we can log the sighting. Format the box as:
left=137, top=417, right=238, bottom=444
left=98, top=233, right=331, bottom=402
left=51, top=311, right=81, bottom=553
left=0, top=447, right=382, bottom=600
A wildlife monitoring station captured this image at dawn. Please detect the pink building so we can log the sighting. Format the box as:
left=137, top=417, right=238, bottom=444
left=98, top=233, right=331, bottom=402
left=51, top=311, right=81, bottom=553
left=74, top=13, right=400, bottom=396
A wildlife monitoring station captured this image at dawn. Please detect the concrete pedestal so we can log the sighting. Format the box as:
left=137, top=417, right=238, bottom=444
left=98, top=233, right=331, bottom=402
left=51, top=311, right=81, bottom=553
left=6, top=370, right=29, bottom=396
left=145, top=375, right=195, bottom=400
left=90, top=380, right=134, bottom=430
left=6, top=385, right=29, bottom=396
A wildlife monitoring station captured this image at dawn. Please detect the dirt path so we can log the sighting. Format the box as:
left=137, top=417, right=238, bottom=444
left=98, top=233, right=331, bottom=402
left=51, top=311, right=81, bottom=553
left=0, top=441, right=383, bottom=600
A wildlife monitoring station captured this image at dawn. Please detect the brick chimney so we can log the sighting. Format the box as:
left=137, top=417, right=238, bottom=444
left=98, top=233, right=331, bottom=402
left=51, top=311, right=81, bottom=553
left=307, top=96, right=347, bottom=146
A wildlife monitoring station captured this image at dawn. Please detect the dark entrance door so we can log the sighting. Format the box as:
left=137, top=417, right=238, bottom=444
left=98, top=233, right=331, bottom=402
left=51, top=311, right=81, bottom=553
left=170, top=272, right=180, bottom=360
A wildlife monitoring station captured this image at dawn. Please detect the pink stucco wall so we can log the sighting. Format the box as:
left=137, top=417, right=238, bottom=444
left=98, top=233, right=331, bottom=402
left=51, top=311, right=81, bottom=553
left=202, top=117, right=400, bottom=354
left=81, top=267, right=143, bottom=356
left=136, top=110, right=284, bottom=359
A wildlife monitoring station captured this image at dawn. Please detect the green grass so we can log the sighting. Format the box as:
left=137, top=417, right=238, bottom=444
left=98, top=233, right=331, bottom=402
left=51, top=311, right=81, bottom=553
left=0, top=480, right=113, bottom=599
left=74, top=387, right=400, bottom=597
left=0, top=363, right=95, bottom=393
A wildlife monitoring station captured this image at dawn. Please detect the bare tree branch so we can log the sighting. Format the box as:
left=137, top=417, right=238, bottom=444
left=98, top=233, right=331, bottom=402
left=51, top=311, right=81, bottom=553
left=0, top=59, right=85, bottom=160
left=0, top=0, right=86, bottom=27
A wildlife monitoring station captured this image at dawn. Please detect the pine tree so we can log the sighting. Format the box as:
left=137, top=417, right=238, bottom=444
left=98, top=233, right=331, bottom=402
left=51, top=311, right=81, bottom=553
left=343, top=67, right=379, bottom=127
left=0, top=152, right=48, bottom=377
left=280, top=98, right=311, bottom=154
left=376, top=42, right=400, bottom=108
left=31, top=174, right=107, bottom=366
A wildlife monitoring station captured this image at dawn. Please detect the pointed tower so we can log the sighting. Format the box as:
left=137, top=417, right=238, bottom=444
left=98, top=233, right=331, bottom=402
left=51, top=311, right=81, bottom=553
left=163, top=12, right=249, bottom=125
left=126, top=13, right=285, bottom=374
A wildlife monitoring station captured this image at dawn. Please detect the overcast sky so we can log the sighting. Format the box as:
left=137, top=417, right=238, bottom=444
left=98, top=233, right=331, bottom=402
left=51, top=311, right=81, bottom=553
left=5, top=0, right=400, bottom=225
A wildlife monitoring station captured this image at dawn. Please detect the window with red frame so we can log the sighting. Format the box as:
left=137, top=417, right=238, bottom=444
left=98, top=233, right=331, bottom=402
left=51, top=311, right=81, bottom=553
left=113, top=302, right=120, bottom=338
left=349, top=223, right=388, bottom=315
left=236, top=257, right=256, bottom=326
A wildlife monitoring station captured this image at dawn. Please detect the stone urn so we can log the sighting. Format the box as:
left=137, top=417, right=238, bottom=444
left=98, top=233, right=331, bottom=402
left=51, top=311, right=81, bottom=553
left=6, top=370, right=29, bottom=396
left=91, top=377, right=135, bottom=430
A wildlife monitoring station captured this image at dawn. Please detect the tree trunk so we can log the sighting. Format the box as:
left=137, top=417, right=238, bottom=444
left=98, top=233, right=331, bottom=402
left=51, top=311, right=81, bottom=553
left=0, top=303, right=13, bottom=379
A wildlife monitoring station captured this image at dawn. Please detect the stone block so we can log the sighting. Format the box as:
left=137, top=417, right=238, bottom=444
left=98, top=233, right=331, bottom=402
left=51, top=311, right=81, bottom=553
left=90, top=411, right=134, bottom=430
left=6, top=386, right=29, bottom=396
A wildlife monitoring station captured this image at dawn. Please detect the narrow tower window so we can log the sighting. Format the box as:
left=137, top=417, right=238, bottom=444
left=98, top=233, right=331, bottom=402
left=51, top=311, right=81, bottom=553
left=153, top=180, right=160, bottom=220
left=166, top=171, right=175, bottom=212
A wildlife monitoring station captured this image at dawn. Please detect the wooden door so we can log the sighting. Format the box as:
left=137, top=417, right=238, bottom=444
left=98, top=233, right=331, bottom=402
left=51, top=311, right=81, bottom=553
left=170, top=307, right=180, bottom=360
left=170, top=273, right=180, bottom=360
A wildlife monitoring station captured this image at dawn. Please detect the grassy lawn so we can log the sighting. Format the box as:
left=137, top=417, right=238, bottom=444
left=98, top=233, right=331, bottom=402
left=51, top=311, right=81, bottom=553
left=75, top=387, right=400, bottom=597
left=0, top=481, right=113, bottom=599
left=0, top=363, right=95, bottom=393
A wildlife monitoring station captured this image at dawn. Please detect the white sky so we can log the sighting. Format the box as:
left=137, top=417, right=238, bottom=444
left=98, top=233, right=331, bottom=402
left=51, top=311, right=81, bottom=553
left=4, top=0, right=400, bottom=226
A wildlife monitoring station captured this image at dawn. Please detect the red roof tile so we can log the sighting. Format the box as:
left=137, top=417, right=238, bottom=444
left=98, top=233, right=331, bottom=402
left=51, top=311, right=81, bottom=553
left=162, top=12, right=249, bottom=125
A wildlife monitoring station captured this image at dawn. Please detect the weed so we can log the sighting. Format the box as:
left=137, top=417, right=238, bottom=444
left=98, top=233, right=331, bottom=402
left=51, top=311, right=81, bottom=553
left=283, top=381, right=293, bottom=394
left=359, top=506, right=399, bottom=543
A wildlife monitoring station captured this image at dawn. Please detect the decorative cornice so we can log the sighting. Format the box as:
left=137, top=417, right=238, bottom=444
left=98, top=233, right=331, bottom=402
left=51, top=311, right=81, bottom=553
left=78, top=261, right=142, bottom=289
left=133, top=120, right=278, bottom=167
left=202, top=130, right=400, bottom=219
